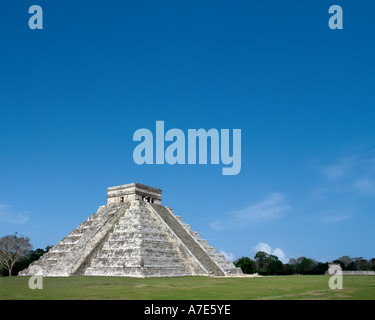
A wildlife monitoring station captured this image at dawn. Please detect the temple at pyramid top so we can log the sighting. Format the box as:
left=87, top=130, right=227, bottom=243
left=107, top=183, right=162, bottom=204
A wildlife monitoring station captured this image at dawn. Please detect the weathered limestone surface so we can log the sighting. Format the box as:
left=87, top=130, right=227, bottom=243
left=84, top=201, right=207, bottom=277
left=19, top=184, right=242, bottom=277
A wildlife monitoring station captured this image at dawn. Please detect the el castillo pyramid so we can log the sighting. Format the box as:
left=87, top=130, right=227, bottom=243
left=20, top=183, right=242, bottom=277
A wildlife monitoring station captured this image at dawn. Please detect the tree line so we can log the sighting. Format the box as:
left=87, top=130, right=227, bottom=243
left=1, top=233, right=375, bottom=276
left=235, top=252, right=375, bottom=275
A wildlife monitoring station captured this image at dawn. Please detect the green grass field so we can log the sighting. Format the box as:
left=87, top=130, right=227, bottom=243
left=0, top=275, right=374, bottom=300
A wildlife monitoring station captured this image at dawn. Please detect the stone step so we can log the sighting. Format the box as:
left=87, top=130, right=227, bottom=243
left=85, top=267, right=144, bottom=276
left=43, top=251, right=70, bottom=260
left=91, top=256, right=185, bottom=266
left=87, top=213, right=99, bottom=221
left=112, top=227, right=169, bottom=235
left=77, top=221, right=92, bottom=229
left=59, top=235, right=82, bottom=244
left=68, top=227, right=86, bottom=236
left=85, top=266, right=190, bottom=277
left=48, top=243, right=75, bottom=253
left=100, top=246, right=173, bottom=253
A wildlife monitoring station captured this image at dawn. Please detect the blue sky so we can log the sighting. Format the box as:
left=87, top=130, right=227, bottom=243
left=1, top=1, right=374, bottom=263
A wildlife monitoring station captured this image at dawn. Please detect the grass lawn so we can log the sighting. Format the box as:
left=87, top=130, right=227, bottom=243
left=0, top=275, right=374, bottom=300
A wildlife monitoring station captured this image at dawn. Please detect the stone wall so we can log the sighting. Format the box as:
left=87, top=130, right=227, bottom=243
left=107, top=183, right=162, bottom=204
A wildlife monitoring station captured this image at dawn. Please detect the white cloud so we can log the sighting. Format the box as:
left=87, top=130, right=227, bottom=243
left=320, top=214, right=351, bottom=223
left=0, top=204, right=30, bottom=224
left=322, top=157, right=355, bottom=181
left=209, top=193, right=290, bottom=230
left=253, top=242, right=272, bottom=254
left=308, top=187, right=330, bottom=202
left=252, top=242, right=288, bottom=263
left=219, top=249, right=235, bottom=261
left=353, top=178, right=375, bottom=195
left=311, top=153, right=375, bottom=208
left=298, top=209, right=352, bottom=224
left=319, top=154, right=375, bottom=194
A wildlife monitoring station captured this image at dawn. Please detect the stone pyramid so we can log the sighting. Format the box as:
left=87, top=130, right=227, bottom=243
left=20, top=183, right=242, bottom=277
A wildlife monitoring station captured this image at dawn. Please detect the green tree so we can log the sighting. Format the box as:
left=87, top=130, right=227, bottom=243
left=370, top=258, right=375, bottom=272
left=314, top=262, right=329, bottom=274
left=296, top=257, right=316, bottom=275
left=0, top=234, right=32, bottom=276
left=266, top=255, right=283, bottom=275
left=12, top=245, right=52, bottom=275
left=287, top=258, right=298, bottom=274
left=254, top=251, right=268, bottom=273
left=235, top=257, right=255, bottom=274
left=335, top=256, right=353, bottom=270
left=254, top=251, right=284, bottom=275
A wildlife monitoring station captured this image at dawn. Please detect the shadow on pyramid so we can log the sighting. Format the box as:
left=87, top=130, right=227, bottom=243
left=20, top=183, right=243, bottom=277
